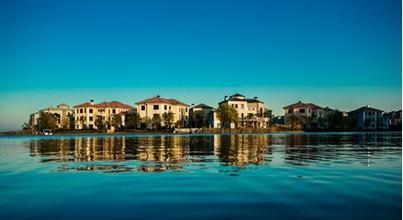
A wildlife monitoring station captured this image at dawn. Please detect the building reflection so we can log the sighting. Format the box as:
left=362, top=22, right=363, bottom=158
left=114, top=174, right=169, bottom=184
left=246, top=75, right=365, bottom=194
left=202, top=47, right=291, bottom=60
left=28, top=133, right=398, bottom=172
left=214, top=135, right=271, bottom=166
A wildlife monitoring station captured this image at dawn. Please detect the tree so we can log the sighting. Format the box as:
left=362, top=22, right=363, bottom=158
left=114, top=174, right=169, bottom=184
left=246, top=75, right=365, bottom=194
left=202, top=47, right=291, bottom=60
left=61, top=117, right=69, bottom=129
left=152, top=114, right=162, bottom=129
left=111, top=114, right=122, bottom=129
left=125, top=112, right=141, bottom=129
left=162, top=111, right=175, bottom=128
left=38, top=112, right=57, bottom=130
left=94, top=117, right=104, bottom=130
left=216, top=104, right=238, bottom=128
left=286, top=115, right=302, bottom=130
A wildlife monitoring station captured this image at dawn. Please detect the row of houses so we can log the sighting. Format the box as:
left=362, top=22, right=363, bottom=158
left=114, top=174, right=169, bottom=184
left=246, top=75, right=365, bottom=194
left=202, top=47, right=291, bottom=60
left=283, top=101, right=402, bottom=130
left=29, top=94, right=402, bottom=131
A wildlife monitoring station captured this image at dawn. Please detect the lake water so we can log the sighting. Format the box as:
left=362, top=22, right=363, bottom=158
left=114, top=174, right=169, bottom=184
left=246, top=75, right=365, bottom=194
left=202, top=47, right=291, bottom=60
left=0, top=132, right=401, bottom=220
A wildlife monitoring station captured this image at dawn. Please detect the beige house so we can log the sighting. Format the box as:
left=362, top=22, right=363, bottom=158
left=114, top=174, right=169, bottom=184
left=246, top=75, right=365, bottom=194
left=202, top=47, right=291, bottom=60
left=74, top=100, right=134, bottom=130
left=218, top=93, right=269, bottom=128
left=29, top=103, right=74, bottom=129
left=283, top=101, right=330, bottom=129
left=135, top=95, right=189, bottom=128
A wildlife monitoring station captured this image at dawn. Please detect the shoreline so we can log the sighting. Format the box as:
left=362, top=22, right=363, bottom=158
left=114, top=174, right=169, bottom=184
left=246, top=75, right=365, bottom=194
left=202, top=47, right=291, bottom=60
left=0, top=128, right=401, bottom=137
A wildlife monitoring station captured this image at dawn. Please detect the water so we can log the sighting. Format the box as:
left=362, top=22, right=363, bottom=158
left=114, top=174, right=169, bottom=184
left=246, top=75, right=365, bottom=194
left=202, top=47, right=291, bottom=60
left=0, top=132, right=401, bottom=220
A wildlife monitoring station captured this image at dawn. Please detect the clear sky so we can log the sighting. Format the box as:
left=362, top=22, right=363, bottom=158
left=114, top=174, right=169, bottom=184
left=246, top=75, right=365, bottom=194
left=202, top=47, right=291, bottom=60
left=0, top=0, right=401, bottom=131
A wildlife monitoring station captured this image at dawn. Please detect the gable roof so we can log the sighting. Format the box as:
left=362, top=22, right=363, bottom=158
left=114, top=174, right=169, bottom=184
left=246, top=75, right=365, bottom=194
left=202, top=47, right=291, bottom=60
left=245, top=99, right=264, bottom=103
left=95, top=101, right=133, bottom=109
left=230, top=93, right=245, bottom=97
left=74, top=101, right=133, bottom=109
left=135, top=96, right=189, bottom=106
left=74, top=102, right=94, bottom=108
left=283, top=101, right=322, bottom=109
left=192, top=103, right=214, bottom=109
left=349, top=106, right=383, bottom=113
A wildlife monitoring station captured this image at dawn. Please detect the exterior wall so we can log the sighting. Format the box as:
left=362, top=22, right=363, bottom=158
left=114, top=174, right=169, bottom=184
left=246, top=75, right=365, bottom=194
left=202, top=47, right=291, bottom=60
left=137, top=102, right=188, bottom=128
left=348, top=110, right=386, bottom=129
left=218, top=95, right=268, bottom=128
left=29, top=104, right=74, bottom=129
left=189, top=107, right=214, bottom=128
left=74, top=105, right=130, bottom=130
left=208, top=112, right=221, bottom=128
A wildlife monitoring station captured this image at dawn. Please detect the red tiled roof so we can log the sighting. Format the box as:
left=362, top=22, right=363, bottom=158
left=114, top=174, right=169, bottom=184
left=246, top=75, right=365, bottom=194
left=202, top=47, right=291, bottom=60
left=283, top=101, right=322, bottom=109
left=136, top=96, right=189, bottom=106
left=95, top=101, right=133, bottom=109
left=74, top=102, right=94, bottom=108
left=74, top=101, right=133, bottom=109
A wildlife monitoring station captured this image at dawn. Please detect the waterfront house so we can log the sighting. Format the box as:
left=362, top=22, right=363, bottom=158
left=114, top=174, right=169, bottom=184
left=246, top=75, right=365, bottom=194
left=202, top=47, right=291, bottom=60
left=29, top=103, right=74, bottom=129
left=188, top=103, right=215, bottom=128
left=74, top=100, right=134, bottom=130
left=348, top=105, right=388, bottom=129
left=283, top=101, right=330, bottom=129
left=135, top=95, right=189, bottom=129
left=218, top=93, right=269, bottom=128
left=384, top=110, right=402, bottom=130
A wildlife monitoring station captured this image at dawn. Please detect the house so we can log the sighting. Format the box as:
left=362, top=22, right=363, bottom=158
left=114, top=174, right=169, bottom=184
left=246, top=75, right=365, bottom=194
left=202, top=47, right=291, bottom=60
left=384, top=110, right=402, bottom=129
left=283, top=101, right=331, bottom=129
left=29, top=103, right=74, bottom=129
left=188, top=103, right=215, bottom=128
left=217, top=93, right=269, bottom=128
left=135, top=95, right=189, bottom=128
left=348, top=105, right=388, bottom=129
left=208, top=111, right=221, bottom=128
left=74, top=100, right=134, bottom=130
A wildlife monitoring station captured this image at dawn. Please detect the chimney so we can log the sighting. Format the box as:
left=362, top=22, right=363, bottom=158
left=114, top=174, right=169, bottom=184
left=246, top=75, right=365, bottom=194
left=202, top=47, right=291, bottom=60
left=90, top=99, right=95, bottom=105
left=254, top=96, right=258, bottom=100
left=157, top=95, right=160, bottom=98
left=224, top=96, right=228, bottom=101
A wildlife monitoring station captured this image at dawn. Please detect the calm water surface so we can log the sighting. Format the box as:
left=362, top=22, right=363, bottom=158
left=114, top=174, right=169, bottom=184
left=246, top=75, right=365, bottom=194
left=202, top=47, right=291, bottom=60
left=0, top=132, right=401, bottom=220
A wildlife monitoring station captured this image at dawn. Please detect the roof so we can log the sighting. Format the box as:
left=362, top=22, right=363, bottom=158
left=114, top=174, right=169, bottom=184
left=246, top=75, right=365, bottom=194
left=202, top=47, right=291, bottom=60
left=74, top=102, right=94, bottom=108
left=135, top=96, right=189, bottom=106
left=283, top=101, right=322, bottom=109
left=245, top=99, right=264, bottom=103
left=230, top=93, right=245, bottom=98
left=349, top=106, right=383, bottom=114
left=74, top=101, right=133, bottom=109
left=95, top=101, right=133, bottom=109
left=192, top=103, right=214, bottom=109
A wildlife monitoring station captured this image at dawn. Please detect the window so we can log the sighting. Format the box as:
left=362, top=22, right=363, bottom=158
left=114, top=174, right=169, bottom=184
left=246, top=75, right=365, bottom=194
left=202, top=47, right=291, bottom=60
left=241, top=113, right=244, bottom=118
left=241, top=104, right=244, bottom=109
left=288, top=109, right=292, bottom=114
left=235, top=104, right=238, bottom=108
left=80, top=109, right=83, bottom=113
left=153, top=105, right=159, bottom=110
left=299, top=109, right=305, bottom=113
left=89, top=109, right=93, bottom=113
left=164, top=105, right=167, bottom=110
left=141, top=106, right=146, bottom=111
left=112, top=109, right=116, bottom=114
left=89, top=117, right=93, bottom=121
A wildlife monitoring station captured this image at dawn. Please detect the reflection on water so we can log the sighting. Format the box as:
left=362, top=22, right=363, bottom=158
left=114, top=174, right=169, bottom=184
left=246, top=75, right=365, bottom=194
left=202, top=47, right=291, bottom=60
left=28, top=133, right=402, bottom=172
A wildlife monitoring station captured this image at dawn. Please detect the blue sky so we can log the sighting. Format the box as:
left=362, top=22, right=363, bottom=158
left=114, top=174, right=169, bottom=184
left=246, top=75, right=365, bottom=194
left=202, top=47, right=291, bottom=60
left=0, top=0, right=401, bottom=131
